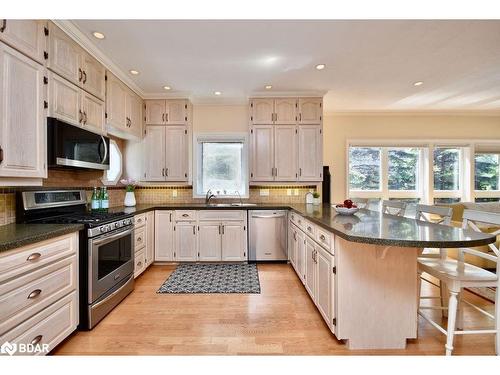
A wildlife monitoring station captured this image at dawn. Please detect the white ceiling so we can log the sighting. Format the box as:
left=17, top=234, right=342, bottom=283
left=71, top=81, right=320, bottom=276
left=72, top=20, right=500, bottom=113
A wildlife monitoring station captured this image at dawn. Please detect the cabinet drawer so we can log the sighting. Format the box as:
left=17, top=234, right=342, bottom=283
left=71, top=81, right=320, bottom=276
left=304, top=221, right=316, bottom=238
left=134, top=226, right=146, bottom=251
left=134, top=213, right=146, bottom=228
left=175, top=210, right=196, bottom=221
left=0, top=255, right=77, bottom=335
left=316, top=227, right=333, bottom=253
left=198, top=210, right=245, bottom=221
left=134, top=250, right=145, bottom=278
left=295, top=215, right=307, bottom=232
left=290, top=212, right=300, bottom=225
left=0, top=234, right=77, bottom=284
left=0, top=291, right=78, bottom=356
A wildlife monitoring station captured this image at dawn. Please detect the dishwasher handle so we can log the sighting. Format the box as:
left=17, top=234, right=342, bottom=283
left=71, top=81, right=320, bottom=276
left=251, top=214, right=287, bottom=219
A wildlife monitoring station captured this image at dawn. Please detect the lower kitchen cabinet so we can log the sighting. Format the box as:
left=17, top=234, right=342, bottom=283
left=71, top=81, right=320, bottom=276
left=198, top=223, right=221, bottom=261
left=175, top=222, right=198, bottom=261
left=296, top=228, right=306, bottom=283
left=289, top=225, right=297, bottom=270
left=221, top=221, right=247, bottom=261
left=315, top=246, right=335, bottom=328
left=154, top=211, right=174, bottom=261
left=145, top=211, right=155, bottom=267
left=304, top=237, right=316, bottom=297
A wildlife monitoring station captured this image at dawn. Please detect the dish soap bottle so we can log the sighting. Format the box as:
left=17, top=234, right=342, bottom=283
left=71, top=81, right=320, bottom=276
left=91, top=187, right=100, bottom=212
left=101, top=187, right=109, bottom=211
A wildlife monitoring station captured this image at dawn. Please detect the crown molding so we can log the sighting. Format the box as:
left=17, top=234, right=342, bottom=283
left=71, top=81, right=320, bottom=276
left=52, top=20, right=146, bottom=98
left=323, top=109, right=500, bottom=117
left=250, top=90, right=327, bottom=98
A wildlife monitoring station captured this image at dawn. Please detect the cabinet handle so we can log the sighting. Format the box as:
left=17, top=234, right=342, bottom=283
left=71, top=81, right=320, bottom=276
left=27, top=289, right=42, bottom=299
left=219, top=225, right=221, bottom=235
left=0, top=20, right=6, bottom=33
left=0, top=146, right=3, bottom=165
left=161, top=168, right=164, bottom=176
left=31, top=335, right=43, bottom=346
left=169, top=213, right=172, bottom=222
left=299, top=168, right=302, bottom=177
left=79, top=109, right=83, bottom=123
left=166, top=113, right=169, bottom=122
left=82, top=70, right=87, bottom=84
left=83, top=111, right=88, bottom=125
left=162, top=113, right=165, bottom=122
left=78, top=68, right=83, bottom=82
left=193, top=226, right=196, bottom=235
left=222, top=225, right=225, bottom=235
left=299, top=113, right=302, bottom=122
left=182, top=213, right=189, bottom=217
left=26, top=252, right=42, bottom=261
left=166, top=168, right=168, bottom=176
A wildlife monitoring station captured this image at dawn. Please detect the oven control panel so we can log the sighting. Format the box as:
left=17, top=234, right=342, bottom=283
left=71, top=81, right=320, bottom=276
left=88, top=218, right=134, bottom=238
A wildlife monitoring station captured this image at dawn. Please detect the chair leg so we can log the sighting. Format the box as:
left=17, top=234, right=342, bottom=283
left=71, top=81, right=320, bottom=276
left=456, top=292, right=464, bottom=331
left=440, top=281, right=449, bottom=318
left=496, top=285, right=500, bottom=356
left=445, top=291, right=459, bottom=356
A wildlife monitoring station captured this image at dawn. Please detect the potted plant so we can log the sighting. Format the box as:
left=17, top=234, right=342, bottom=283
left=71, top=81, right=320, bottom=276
left=313, top=192, right=321, bottom=205
left=121, top=178, right=137, bottom=207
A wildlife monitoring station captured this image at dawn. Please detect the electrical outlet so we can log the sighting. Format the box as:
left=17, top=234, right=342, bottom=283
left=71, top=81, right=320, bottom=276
left=287, top=189, right=292, bottom=196
left=260, top=189, right=269, bottom=197
left=294, top=188, right=299, bottom=196
left=172, top=189, right=178, bottom=198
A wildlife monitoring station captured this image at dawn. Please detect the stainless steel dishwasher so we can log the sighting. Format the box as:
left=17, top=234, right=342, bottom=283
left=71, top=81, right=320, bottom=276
left=249, top=210, right=288, bottom=261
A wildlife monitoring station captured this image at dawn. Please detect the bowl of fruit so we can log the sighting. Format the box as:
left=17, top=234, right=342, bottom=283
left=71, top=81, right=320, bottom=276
left=334, top=199, right=359, bottom=215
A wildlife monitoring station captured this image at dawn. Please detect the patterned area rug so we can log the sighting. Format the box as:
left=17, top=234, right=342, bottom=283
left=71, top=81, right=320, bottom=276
left=157, top=263, right=261, bottom=294
left=466, top=287, right=496, bottom=303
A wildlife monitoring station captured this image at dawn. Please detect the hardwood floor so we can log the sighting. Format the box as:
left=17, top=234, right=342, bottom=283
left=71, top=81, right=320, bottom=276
left=53, top=264, right=496, bottom=355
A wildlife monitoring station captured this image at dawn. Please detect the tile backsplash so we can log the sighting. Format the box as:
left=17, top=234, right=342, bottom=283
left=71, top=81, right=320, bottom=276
left=0, top=185, right=317, bottom=226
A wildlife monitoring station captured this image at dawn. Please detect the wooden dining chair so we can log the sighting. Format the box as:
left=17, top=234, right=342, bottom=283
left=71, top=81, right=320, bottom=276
left=417, top=209, right=500, bottom=355
left=381, top=200, right=406, bottom=216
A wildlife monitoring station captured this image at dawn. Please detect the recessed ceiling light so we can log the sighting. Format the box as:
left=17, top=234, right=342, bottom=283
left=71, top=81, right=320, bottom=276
left=265, top=85, right=273, bottom=90
left=92, top=31, right=105, bottom=40
left=315, top=64, right=326, bottom=70
left=413, top=81, right=424, bottom=86
left=163, top=86, right=171, bottom=90
left=129, top=70, right=139, bottom=75
left=214, top=91, right=222, bottom=96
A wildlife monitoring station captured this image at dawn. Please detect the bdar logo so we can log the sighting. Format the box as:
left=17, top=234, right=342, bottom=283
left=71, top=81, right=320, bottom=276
left=0, top=341, right=17, bottom=356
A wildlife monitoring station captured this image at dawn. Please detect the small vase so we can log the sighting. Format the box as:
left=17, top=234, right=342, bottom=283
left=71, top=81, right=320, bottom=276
left=124, top=191, right=136, bottom=207
left=313, top=197, right=321, bottom=205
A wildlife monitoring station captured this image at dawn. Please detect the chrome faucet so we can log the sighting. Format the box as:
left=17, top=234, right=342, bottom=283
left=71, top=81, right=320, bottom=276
left=205, top=189, right=216, bottom=205
left=235, top=190, right=243, bottom=206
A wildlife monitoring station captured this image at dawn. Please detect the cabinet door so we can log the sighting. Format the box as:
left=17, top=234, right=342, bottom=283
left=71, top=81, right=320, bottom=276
left=154, top=211, right=174, bottom=261
left=198, top=223, right=222, bottom=261
left=166, top=99, right=187, bottom=124
left=145, top=211, right=155, bottom=266
left=304, top=238, right=316, bottom=299
left=47, top=23, right=81, bottom=85
left=127, top=92, right=143, bottom=138
left=105, top=72, right=127, bottom=130
left=80, top=51, right=105, bottom=100
left=274, top=125, right=297, bottom=181
left=81, top=91, right=105, bottom=135
left=165, top=126, right=188, bottom=181
left=0, top=20, right=47, bottom=64
left=175, top=223, right=197, bottom=261
left=250, top=125, right=274, bottom=181
left=316, top=246, right=334, bottom=328
left=298, top=98, right=322, bottom=124
left=274, top=98, right=297, bottom=124
left=48, top=72, right=80, bottom=126
left=221, top=222, right=246, bottom=261
left=251, top=98, right=274, bottom=124
left=143, top=126, right=165, bottom=181
left=296, top=230, right=306, bottom=284
left=288, top=224, right=296, bottom=269
left=0, top=43, right=46, bottom=178
left=145, top=99, right=166, bottom=125
left=298, top=125, right=322, bottom=181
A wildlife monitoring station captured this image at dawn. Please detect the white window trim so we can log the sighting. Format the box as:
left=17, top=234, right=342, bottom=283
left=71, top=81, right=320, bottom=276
left=192, top=132, right=249, bottom=199
left=101, top=140, right=122, bottom=186
left=473, top=148, right=500, bottom=201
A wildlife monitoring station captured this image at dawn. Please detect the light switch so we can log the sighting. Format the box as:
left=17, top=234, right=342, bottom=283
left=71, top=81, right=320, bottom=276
left=260, top=189, right=269, bottom=196
left=172, top=189, right=178, bottom=198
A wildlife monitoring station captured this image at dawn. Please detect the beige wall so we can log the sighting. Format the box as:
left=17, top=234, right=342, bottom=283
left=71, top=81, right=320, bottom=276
left=323, top=114, right=500, bottom=203
left=192, top=105, right=248, bottom=133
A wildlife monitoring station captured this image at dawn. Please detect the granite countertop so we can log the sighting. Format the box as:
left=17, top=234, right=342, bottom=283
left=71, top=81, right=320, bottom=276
left=0, top=223, right=84, bottom=253
left=110, top=203, right=497, bottom=248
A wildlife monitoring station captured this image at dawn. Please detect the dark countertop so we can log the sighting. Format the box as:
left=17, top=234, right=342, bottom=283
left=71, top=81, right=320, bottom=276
left=0, top=223, right=84, bottom=253
left=111, top=203, right=497, bottom=248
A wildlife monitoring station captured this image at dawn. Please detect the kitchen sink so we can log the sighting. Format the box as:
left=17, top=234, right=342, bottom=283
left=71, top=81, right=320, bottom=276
left=206, top=203, right=257, bottom=207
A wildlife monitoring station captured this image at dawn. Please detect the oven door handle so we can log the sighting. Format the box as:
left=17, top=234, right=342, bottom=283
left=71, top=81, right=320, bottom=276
left=92, top=275, right=133, bottom=310
left=91, top=227, right=133, bottom=247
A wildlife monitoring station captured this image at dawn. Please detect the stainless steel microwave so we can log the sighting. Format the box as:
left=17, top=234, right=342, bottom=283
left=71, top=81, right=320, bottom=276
left=47, top=117, right=110, bottom=171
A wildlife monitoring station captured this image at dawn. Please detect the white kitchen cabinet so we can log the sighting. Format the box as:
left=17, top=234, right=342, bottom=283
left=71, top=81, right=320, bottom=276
left=298, top=125, right=322, bottom=181
left=250, top=98, right=274, bottom=124
left=296, top=230, right=306, bottom=283
left=198, top=223, right=222, bottom=261
left=126, top=91, right=143, bottom=138
left=164, top=126, right=188, bottom=181
left=289, top=224, right=297, bottom=271
left=304, top=238, right=317, bottom=298
left=145, top=99, right=188, bottom=125
left=0, top=42, right=46, bottom=179
left=105, top=71, right=127, bottom=130
left=316, top=245, right=335, bottom=329
left=145, top=211, right=155, bottom=267
left=274, top=125, right=297, bottom=181
left=298, top=97, right=322, bottom=124
left=175, top=222, right=197, bottom=261
left=80, top=51, right=105, bottom=100
left=250, top=125, right=274, bottom=181
left=250, top=98, right=297, bottom=125
left=221, top=222, right=247, bottom=261
left=80, top=90, right=105, bottom=134
left=154, top=211, right=174, bottom=261
left=143, top=126, right=166, bottom=181
left=274, top=98, right=297, bottom=124
left=0, top=19, right=47, bottom=64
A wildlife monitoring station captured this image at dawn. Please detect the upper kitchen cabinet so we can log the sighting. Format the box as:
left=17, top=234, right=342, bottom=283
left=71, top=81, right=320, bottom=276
left=298, top=98, right=322, bottom=124
left=145, top=99, right=189, bottom=125
left=105, top=71, right=143, bottom=140
left=47, top=22, right=105, bottom=100
left=298, top=124, right=322, bottom=181
left=250, top=98, right=297, bottom=125
left=0, top=19, right=47, bottom=64
left=0, top=42, right=46, bottom=180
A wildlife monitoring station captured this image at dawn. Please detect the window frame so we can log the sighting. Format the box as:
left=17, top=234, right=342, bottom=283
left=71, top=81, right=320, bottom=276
left=192, top=132, right=249, bottom=199
left=101, top=139, right=122, bottom=186
left=431, top=145, right=465, bottom=203
left=473, top=148, right=500, bottom=202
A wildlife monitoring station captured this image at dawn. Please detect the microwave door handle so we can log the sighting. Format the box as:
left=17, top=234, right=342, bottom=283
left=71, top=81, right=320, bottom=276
left=100, top=135, right=108, bottom=164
